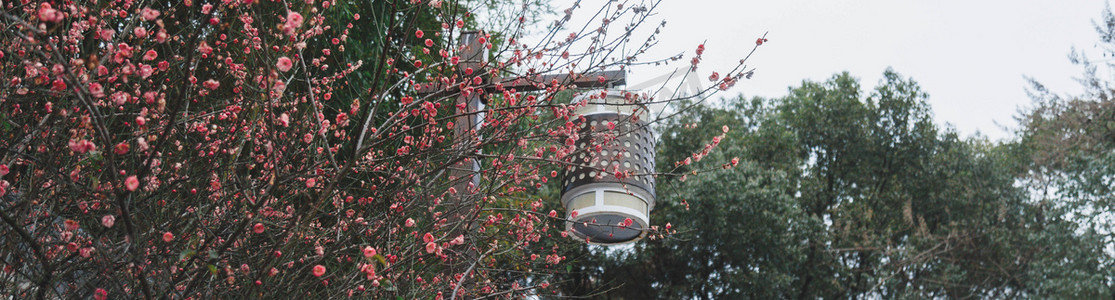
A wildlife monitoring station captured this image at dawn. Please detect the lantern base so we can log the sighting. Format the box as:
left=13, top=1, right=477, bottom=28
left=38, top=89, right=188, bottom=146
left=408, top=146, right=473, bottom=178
left=561, top=184, right=652, bottom=245
left=567, top=212, right=645, bottom=244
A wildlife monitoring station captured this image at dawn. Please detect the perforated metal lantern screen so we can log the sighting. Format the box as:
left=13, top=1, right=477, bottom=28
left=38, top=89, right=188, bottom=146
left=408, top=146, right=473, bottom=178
left=561, top=90, right=656, bottom=245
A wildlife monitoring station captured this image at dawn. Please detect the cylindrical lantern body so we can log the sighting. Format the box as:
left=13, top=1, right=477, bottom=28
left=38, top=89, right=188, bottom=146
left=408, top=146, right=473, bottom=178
left=561, top=90, right=656, bottom=245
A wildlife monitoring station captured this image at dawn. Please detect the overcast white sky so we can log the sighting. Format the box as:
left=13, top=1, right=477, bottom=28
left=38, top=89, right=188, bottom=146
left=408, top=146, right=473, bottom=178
left=596, top=0, right=1108, bottom=140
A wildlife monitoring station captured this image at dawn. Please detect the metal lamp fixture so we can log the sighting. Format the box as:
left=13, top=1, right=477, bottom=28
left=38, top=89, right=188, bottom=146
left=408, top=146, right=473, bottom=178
left=561, top=90, right=656, bottom=245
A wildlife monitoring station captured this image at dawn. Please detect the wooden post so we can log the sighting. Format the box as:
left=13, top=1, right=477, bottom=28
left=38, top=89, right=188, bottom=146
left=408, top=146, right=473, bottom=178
left=450, top=31, right=485, bottom=199
left=446, top=31, right=486, bottom=300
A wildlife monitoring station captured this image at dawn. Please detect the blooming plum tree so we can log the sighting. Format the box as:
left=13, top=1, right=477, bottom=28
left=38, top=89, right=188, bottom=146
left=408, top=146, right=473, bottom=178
left=0, top=0, right=764, bottom=298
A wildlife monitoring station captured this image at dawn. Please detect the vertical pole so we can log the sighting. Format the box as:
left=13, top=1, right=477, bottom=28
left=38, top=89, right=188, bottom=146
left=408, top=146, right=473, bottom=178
left=451, top=30, right=485, bottom=196
left=448, top=30, right=486, bottom=299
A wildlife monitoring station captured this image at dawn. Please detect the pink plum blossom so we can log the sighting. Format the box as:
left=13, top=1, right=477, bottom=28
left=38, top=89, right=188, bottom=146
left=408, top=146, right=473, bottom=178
left=125, top=176, right=139, bottom=191
left=276, top=57, right=293, bottom=72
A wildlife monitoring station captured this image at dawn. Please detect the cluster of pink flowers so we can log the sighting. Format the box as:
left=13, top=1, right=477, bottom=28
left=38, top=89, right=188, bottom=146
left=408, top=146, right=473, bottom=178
left=0, top=0, right=758, bottom=297
left=67, top=139, right=96, bottom=154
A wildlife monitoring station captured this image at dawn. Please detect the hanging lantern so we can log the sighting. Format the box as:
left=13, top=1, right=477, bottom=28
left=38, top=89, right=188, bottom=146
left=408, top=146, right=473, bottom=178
left=561, top=90, right=656, bottom=245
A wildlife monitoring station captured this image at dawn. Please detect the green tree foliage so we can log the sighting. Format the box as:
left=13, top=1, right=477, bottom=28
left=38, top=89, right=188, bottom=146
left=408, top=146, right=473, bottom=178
left=1010, top=4, right=1115, bottom=298
left=554, top=67, right=1111, bottom=298
left=555, top=97, right=808, bottom=299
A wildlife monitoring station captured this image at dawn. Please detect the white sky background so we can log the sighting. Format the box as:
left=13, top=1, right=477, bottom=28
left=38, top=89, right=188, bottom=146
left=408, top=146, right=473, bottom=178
left=541, top=0, right=1109, bottom=140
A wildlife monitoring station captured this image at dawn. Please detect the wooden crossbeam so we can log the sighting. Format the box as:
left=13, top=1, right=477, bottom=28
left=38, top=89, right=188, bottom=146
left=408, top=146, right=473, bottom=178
left=415, top=69, right=626, bottom=96
left=415, top=32, right=626, bottom=98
